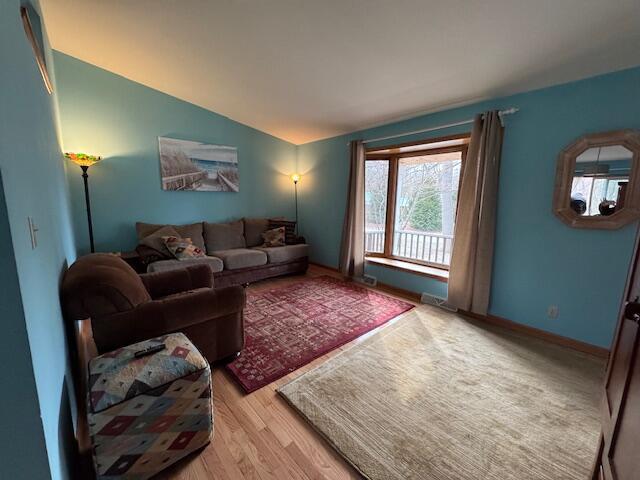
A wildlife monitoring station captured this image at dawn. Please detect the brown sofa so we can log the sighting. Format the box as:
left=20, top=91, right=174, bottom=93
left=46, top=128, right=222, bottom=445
left=61, top=253, right=245, bottom=363
left=135, top=217, right=309, bottom=286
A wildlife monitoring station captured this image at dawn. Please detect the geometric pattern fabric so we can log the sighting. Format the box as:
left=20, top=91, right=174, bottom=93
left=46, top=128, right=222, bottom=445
left=227, top=275, right=413, bottom=393
left=88, top=333, right=212, bottom=479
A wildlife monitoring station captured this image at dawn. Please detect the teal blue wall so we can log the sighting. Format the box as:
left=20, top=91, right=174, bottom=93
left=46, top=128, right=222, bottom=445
left=0, top=177, right=52, bottom=479
left=1, top=1, right=78, bottom=479
left=54, top=52, right=298, bottom=254
left=3, top=4, right=635, bottom=477
left=297, top=67, right=640, bottom=348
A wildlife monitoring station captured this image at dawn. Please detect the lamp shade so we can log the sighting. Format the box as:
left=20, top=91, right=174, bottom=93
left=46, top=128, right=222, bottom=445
left=65, top=152, right=101, bottom=167
left=291, top=173, right=301, bottom=183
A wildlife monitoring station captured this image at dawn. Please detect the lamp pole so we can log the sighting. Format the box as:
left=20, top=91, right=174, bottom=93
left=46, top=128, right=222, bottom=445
left=80, top=165, right=95, bottom=253
left=66, top=153, right=100, bottom=253
left=294, top=178, right=299, bottom=236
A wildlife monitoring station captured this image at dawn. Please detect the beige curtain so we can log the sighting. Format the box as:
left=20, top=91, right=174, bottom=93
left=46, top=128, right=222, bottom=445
left=339, top=140, right=366, bottom=278
left=448, top=111, right=504, bottom=315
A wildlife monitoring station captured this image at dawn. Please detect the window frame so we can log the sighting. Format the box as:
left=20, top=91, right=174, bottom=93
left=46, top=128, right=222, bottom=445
left=364, top=133, right=469, bottom=271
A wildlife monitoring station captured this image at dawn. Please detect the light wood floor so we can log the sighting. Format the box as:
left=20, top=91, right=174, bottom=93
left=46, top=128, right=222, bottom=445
left=158, top=265, right=417, bottom=480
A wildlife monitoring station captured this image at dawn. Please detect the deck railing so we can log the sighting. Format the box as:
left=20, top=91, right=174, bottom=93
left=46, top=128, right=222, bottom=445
left=161, top=171, right=207, bottom=190
left=365, top=229, right=454, bottom=266
left=217, top=172, right=240, bottom=192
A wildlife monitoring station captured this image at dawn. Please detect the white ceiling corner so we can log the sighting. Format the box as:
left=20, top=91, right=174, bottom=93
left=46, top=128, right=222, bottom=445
left=41, top=0, right=640, bottom=144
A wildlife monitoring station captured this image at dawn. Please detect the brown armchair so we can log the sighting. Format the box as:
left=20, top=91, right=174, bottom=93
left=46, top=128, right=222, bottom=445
left=61, top=253, right=245, bottom=363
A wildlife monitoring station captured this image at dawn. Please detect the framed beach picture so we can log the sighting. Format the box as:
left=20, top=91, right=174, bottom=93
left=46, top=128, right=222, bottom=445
left=21, top=4, right=53, bottom=94
left=158, top=137, right=239, bottom=192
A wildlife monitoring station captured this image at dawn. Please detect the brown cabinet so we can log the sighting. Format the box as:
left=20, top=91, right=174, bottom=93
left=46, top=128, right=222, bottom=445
left=593, top=228, right=640, bottom=480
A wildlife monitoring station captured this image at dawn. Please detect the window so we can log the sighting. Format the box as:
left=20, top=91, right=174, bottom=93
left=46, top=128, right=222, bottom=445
left=364, top=160, right=389, bottom=253
left=571, top=176, right=628, bottom=216
left=364, top=134, right=469, bottom=270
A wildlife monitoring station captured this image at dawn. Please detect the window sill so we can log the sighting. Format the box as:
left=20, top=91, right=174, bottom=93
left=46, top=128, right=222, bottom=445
left=365, top=257, right=449, bottom=283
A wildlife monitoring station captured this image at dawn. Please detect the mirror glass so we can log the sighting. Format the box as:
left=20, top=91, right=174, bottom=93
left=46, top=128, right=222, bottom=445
left=569, top=145, right=633, bottom=217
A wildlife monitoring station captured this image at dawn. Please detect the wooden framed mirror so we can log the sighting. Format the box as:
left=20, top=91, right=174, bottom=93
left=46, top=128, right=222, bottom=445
left=553, top=130, right=640, bottom=229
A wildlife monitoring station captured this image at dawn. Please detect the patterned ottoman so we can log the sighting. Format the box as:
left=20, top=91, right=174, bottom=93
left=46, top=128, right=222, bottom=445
left=88, top=333, right=213, bottom=479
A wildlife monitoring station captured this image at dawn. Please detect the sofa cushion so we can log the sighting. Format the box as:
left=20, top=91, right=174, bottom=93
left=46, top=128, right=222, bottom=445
left=136, top=222, right=205, bottom=251
left=204, top=220, right=245, bottom=253
left=243, top=218, right=270, bottom=247
left=254, top=244, right=309, bottom=264
left=147, top=256, right=224, bottom=274
left=212, top=248, right=267, bottom=270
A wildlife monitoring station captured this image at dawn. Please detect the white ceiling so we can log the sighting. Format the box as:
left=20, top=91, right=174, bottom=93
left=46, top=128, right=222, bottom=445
left=577, top=145, right=633, bottom=163
left=42, top=0, right=640, bottom=145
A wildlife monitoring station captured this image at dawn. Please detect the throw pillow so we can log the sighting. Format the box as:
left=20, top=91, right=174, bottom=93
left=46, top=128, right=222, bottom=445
left=136, top=222, right=206, bottom=251
left=162, top=236, right=205, bottom=260
left=261, top=227, right=286, bottom=247
left=268, top=219, right=297, bottom=244
left=139, top=225, right=181, bottom=257
left=135, top=245, right=167, bottom=266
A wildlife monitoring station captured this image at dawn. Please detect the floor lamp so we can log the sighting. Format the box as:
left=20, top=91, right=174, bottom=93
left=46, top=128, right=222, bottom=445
left=291, top=173, right=300, bottom=235
left=65, top=153, right=101, bottom=253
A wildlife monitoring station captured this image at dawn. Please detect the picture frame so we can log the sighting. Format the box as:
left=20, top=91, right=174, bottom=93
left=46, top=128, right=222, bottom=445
left=158, top=137, right=239, bottom=192
left=21, top=4, right=53, bottom=94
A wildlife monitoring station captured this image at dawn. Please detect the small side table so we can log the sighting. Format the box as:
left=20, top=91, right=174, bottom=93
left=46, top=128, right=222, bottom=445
left=118, top=250, right=146, bottom=273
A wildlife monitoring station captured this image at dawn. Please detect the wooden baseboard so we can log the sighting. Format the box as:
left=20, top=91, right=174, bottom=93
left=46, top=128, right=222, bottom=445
left=309, top=261, right=340, bottom=273
left=461, top=310, right=610, bottom=358
left=309, top=262, right=422, bottom=303
left=374, top=281, right=422, bottom=303
left=309, top=262, right=609, bottom=358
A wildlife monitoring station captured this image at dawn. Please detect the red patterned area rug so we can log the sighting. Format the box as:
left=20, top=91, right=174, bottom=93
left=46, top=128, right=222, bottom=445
left=226, top=275, right=414, bottom=393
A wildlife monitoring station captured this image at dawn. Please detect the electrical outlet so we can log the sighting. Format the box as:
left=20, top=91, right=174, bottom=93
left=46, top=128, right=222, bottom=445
left=547, top=305, right=559, bottom=319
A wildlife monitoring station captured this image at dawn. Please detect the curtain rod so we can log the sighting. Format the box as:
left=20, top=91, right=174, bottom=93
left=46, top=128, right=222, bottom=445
left=355, top=107, right=519, bottom=145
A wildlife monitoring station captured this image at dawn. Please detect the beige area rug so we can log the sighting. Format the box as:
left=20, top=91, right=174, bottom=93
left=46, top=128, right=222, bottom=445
left=278, top=307, right=605, bottom=480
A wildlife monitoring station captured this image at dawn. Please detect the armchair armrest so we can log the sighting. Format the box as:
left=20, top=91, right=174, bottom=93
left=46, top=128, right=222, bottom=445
left=140, top=264, right=213, bottom=299
left=91, top=285, right=245, bottom=353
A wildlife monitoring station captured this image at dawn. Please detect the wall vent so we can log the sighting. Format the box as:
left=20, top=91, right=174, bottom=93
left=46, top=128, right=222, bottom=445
left=420, top=292, right=457, bottom=312
left=357, top=274, right=377, bottom=287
